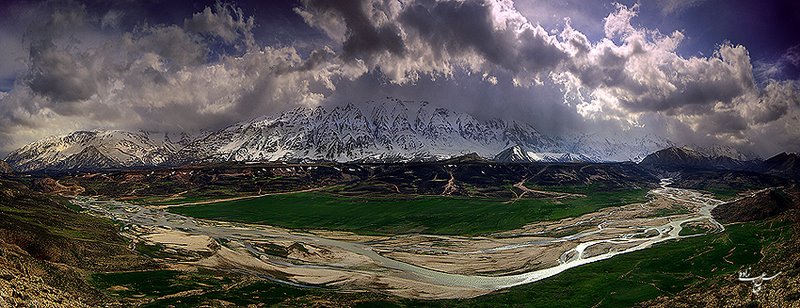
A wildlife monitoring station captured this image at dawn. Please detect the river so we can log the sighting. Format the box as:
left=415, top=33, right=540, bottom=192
left=72, top=179, right=724, bottom=292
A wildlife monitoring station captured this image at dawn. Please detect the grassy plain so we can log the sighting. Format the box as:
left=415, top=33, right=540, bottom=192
left=168, top=188, right=649, bottom=235
left=90, top=270, right=234, bottom=299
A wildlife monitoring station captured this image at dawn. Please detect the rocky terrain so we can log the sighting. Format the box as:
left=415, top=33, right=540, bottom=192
left=646, top=188, right=800, bottom=308
left=0, top=177, right=154, bottom=306
left=0, top=160, right=11, bottom=174
left=639, top=147, right=800, bottom=180
left=639, top=147, right=759, bottom=171
left=57, top=159, right=658, bottom=202
left=761, top=152, right=800, bottom=179
left=4, top=130, right=191, bottom=172
left=712, top=186, right=799, bottom=223
left=4, top=99, right=682, bottom=172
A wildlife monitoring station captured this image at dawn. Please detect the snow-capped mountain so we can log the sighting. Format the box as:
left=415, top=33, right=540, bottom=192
left=493, top=145, right=596, bottom=163
left=639, top=146, right=759, bottom=170
left=5, top=98, right=746, bottom=172
left=556, top=132, right=676, bottom=163
left=682, top=144, right=760, bottom=162
left=4, top=130, right=187, bottom=172
left=171, top=99, right=569, bottom=164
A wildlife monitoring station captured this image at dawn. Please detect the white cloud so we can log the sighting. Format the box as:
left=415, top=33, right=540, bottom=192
left=184, top=2, right=255, bottom=49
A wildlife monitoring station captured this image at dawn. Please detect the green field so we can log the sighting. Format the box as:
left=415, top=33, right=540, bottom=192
left=704, top=188, right=741, bottom=201
left=168, top=189, right=649, bottom=235
left=101, top=219, right=791, bottom=307
left=447, top=221, right=786, bottom=307
left=91, top=270, right=235, bottom=299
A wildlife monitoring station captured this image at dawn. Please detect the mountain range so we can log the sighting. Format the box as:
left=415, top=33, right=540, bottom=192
left=639, top=146, right=758, bottom=171
left=2, top=98, right=758, bottom=172
left=640, top=146, right=800, bottom=179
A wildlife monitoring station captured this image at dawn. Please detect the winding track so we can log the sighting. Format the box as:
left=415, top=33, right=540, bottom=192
left=148, top=187, right=325, bottom=209
left=73, top=178, right=724, bottom=291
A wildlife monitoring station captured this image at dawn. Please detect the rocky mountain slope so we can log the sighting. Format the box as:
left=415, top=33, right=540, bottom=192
left=639, top=147, right=759, bottom=171
left=2, top=99, right=743, bottom=172
left=640, top=147, right=800, bottom=181
left=712, top=187, right=798, bottom=223
left=493, top=145, right=594, bottom=163
left=0, top=177, right=152, bottom=306
left=171, top=99, right=570, bottom=164
left=760, top=152, right=800, bottom=178
left=4, top=130, right=192, bottom=172
left=0, top=160, right=11, bottom=173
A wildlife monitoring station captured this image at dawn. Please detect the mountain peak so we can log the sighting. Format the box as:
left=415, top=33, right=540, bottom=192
left=5, top=129, right=182, bottom=172
left=6, top=99, right=690, bottom=171
left=761, top=152, right=800, bottom=178
left=494, top=144, right=594, bottom=163
left=640, top=146, right=757, bottom=171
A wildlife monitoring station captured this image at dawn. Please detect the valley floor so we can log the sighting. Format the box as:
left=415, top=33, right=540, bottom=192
left=71, top=181, right=741, bottom=304
left=2, top=161, right=798, bottom=307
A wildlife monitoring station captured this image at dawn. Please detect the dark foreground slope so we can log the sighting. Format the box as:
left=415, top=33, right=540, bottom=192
left=761, top=152, right=800, bottom=179
left=0, top=177, right=153, bottom=306
left=712, top=186, right=800, bottom=223
left=644, top=188, right=800, bottom=308
left=638, top=147, right=795, bottom=197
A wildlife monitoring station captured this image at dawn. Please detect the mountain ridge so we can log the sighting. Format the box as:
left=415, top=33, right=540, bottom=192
left=639, top=146, right=760, bottom=171
left=2, top=99, right=757, bottom=172
left=638, top=147, right=800, bottom=180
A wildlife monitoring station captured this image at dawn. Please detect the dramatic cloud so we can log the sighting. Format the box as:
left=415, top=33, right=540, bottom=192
left=557, top=5, right=758, bottom=118
left=184, top=1, right=256, bottom=49
left=295, top=0, right=800, bottom=155
left=0, top=0, right=798, bottom=157
left=0, top=1, right=363, bottom=153
left=553, top=4, right=800, bottom=154
left=296, top=0, right=567, bottom=83
left=27, top=41, right=99, bottom=103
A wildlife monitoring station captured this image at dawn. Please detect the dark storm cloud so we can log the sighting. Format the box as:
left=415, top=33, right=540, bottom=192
left=399, top=0, right=567, bottom=75
left=26, top=41, right=98, bottom=103
left=618, top=63, right=750, bottom=114
left=296, top=0, right=571, bottom=83
left=126, top=25, right=209, bottom=68
left=299, top=0, right=405, bottom=61
left=399, top=1, right=518, bottom=69
left=743, top=80, right=800, bottom=125
left=696, top=111, right=748, bottom=134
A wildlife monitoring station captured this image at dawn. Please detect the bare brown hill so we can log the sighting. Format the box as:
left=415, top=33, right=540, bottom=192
left=712, top=186, right=800, bottom=223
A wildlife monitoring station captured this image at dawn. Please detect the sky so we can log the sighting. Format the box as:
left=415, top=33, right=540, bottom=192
left=0, top=0, right=799, bottom=158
